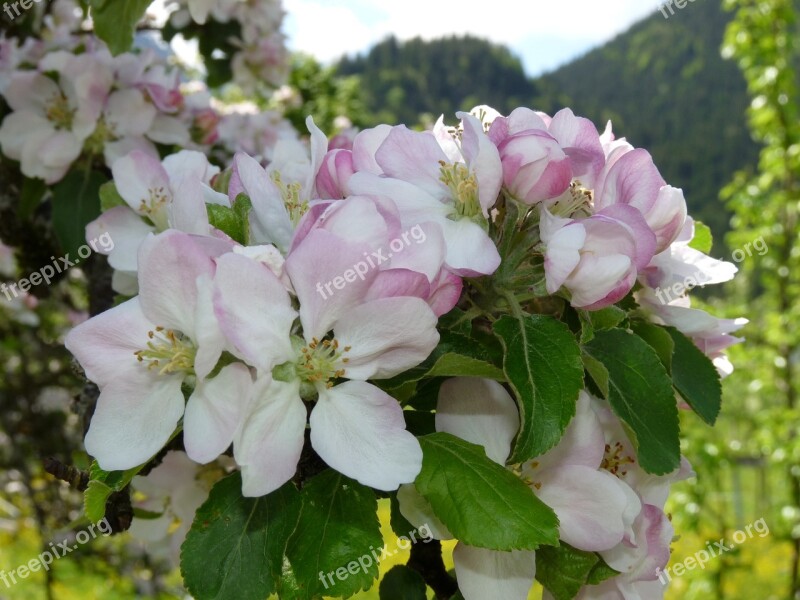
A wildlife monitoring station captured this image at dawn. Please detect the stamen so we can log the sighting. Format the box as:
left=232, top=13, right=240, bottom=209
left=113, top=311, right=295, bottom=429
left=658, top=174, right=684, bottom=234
left=296, top=336, right=350, bottom=388
left=46, top=94, right=75, bottom=130
left=439, top=162, right=481, bottom=219
left=548, top=181, right=594, bottom=218
left=601, top=442, right=636, bottom=478
left=271, top=171, right=308, bottom=224
left=134, top=328, right=196, bottom=376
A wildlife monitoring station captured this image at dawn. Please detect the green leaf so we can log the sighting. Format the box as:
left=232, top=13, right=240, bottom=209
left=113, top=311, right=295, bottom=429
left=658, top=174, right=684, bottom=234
left=437, top=307, right=473, bottom=336
left=206, top=204, right=241, bottom=242
left=206, top=194, right=252, bottom=245
left=284, top=470, right=382, bottom=599
left=88, top=460, right=143, bottom=490
left=581, top=351, right=609, bottom=399
left=631, top=322, right=675, bottom=373
left=425, top=352, right=505, bottom=380
left=385, top=380, right=417, bottom=405
left=19, top=177, right=47, bottom=220
left=578, top=306, right=627, bottom=343
left=51, top=170, right=105, bottom=257
left=180, top=473, right=302, bottom=600
left=99, top=181, right=127, bottom=212
left=382, top=331, right=504, bottom=389
left=583, top=329, right=680, bottom=475
left=535, top=543, right=599, bottom=600
left=493, top=314, right=584, bottom=462
left=379, top=565, right=427, bottom=600
left=132, top=507, right=164, bottom=520
left=688, top=221, right=713, bottom=254
left=664, top=326, right=722, bottom=424
left=403, top=409, right=436, bottom=437
left=90, top=0, right=151, bottom=55
left=83, top=460, right=145, bottom=522
left=232, top=194, right=253, bottom=245
left=415, top=433, right=559, bottom=551
left=84, top=480, right=113, bottom=523
left=404, top=377, right=444, bottom=412
left=586, top=557, right=620, bottom=585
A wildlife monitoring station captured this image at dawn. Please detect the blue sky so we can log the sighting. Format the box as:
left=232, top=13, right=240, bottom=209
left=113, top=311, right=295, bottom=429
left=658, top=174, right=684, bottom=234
left=283, top=0, right=662, bottom=76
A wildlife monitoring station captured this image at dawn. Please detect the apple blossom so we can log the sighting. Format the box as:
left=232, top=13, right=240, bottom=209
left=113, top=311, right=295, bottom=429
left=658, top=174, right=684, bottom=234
left=488, top=108, right=581, bottom=204
left=210, top=241, right=437, bottom=495
left=87, top=149, right=228, bottom=293
left=65, top=231, right=234, bottom=471
left=129, top=451, right=217, bottom=563
left=349, top=113, right=502, bottom=276
left=0, top=70, right=98, bottom=183
left=540, top=205, right=657, bottom=309
left=399, top=379, right=653, bottom=600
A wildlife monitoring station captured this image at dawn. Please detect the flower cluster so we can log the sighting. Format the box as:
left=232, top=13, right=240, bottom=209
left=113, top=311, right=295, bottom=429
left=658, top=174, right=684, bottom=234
left=167, top=0, right=289, bottom=92
left=398, top=380, right=691, bottom=599
left=67, top=115, right=459, bottom=497
left=63, top=104, right=744, bottom=600
left=0, top=0, right=296, bottom=184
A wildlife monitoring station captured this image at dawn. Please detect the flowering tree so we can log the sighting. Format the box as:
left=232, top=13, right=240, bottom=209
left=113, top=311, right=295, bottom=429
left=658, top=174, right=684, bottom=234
left=0, top=2, right=745, bottom=599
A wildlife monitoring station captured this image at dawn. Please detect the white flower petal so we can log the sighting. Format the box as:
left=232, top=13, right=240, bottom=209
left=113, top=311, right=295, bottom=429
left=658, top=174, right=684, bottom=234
left=85, top=370, right=184, bottom=471
left=184, top=363, right=254, bottom=464
left=137, top=231, right=215, bottom=334
left=396, top=483, right=453, bottom=540
left=234, top=152, right=293, bottom=251
left=87, top=206, right=154, bottom=273
left=453, top=544, right=537, bottom=600
left=310, top=382, right=421, bottom=490
left=439, top=218, right=501, bottom=276
left=105, top=89, right=156, bottom=136
left=213, top=252, right=296, bottom=371
left=334, top=297, right=439, bottom=380
left=65, top=297, right=153, bottom=388
left=235, top=378, right=306, bottom=497
left=193, top=273, right=226, bottom=380
left=536, top=465, right=629, bottom=552
left=146, top=114, right=190, bottom=145
left=535, top=391, right=604, bottom=472
left=435, top=378, right=519, bottom=465
left=111, top=151, right=171, bottom=217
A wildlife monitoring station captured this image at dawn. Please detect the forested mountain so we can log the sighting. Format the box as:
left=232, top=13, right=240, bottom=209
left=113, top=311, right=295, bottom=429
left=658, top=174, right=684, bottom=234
left=335, top=1, right=759, bottom=240
left=534, top=0, right=755, bottom=238
left=337, top=35, right=535, bottom=126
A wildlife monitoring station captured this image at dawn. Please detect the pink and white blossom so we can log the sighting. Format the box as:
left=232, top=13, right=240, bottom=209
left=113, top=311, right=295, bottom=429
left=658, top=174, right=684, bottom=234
left=349, top=113, right=502, bottom=276
left=65, top=231, right=233, bottom=471
left=541, top=205, right=657, bottom=309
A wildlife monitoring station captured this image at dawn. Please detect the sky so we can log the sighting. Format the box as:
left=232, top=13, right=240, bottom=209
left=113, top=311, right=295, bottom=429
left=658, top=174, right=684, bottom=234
left=283, top=0, right=663, bottom=77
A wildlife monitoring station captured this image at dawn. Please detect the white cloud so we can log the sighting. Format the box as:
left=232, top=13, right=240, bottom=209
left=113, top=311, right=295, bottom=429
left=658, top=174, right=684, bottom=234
left=283, top=0, right=662, bottom=74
